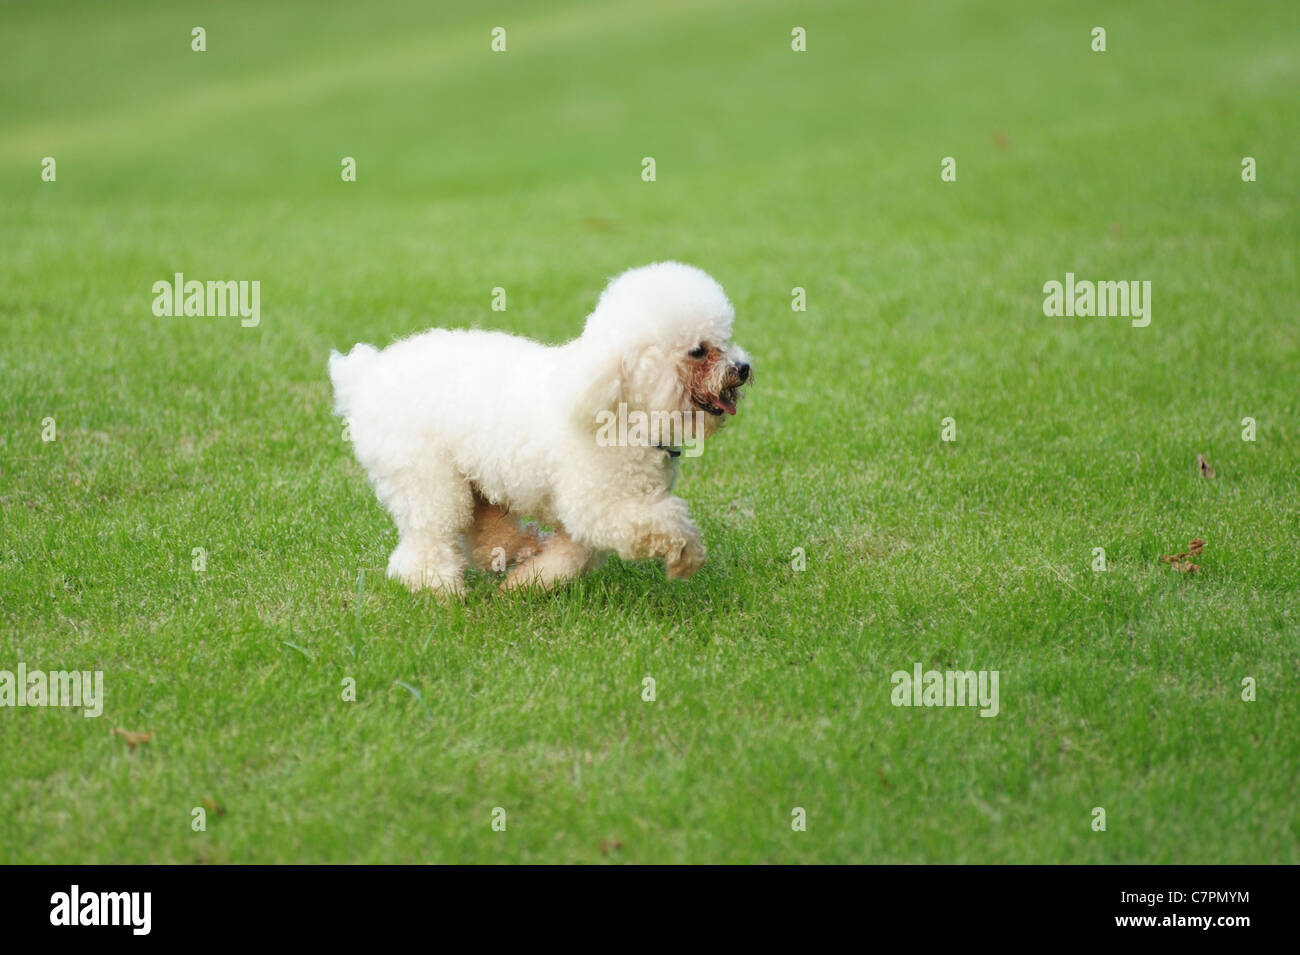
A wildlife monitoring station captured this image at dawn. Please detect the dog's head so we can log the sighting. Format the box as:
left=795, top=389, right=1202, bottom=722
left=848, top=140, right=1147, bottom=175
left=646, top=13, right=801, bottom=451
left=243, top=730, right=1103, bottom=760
left=577, top=262, right=752, bottom=444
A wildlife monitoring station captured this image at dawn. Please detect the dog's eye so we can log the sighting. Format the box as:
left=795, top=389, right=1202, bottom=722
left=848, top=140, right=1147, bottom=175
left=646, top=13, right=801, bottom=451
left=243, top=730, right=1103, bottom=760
left=688, top=344, right=708, bottom=358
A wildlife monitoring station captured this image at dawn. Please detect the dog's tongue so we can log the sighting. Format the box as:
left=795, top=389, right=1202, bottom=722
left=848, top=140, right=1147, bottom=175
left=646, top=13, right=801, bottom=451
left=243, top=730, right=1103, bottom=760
left=715, top=395, right=737, bottom=415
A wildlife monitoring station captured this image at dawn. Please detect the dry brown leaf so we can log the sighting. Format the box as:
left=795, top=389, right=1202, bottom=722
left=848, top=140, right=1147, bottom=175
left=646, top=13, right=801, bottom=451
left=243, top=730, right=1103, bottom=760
left=110, top=728, right=152, bottom=749
left=202, top=798, right=226, bottom=816
left=1197, top=453, right=1216, bottom=478
left=1162, top=538, right=1206, bottom=569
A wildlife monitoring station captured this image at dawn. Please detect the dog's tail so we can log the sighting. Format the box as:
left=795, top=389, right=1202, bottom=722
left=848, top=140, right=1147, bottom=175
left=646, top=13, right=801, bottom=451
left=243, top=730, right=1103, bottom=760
left=327, top=343, right=380, bottom=416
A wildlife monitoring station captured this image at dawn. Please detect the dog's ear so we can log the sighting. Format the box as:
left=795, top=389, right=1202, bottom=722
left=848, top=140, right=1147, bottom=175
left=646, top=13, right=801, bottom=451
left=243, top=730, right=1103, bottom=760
left=573, top=353, right=625, bottom=432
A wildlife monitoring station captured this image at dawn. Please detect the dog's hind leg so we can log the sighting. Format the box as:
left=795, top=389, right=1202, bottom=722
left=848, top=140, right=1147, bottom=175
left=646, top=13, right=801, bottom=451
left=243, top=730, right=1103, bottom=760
left=372, top=459, right=472, bottom=598
left=501, top=526, right=595, bottom=592
left=462, top=492, right=544, bottom=571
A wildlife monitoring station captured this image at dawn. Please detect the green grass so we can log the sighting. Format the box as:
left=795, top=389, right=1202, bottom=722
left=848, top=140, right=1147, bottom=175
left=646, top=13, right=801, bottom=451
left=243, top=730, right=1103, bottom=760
left=2, top=0, right=1298, bottom=863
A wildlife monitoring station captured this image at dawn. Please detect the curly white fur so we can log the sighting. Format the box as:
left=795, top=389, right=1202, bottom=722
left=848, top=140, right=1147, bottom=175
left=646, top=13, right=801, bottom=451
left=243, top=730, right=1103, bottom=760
left=329, top=261, right=752, bottom=597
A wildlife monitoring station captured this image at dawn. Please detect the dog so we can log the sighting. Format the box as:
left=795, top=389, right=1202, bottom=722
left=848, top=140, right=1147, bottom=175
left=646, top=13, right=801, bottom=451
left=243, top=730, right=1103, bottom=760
left=328, top=261, right=751, bottom=597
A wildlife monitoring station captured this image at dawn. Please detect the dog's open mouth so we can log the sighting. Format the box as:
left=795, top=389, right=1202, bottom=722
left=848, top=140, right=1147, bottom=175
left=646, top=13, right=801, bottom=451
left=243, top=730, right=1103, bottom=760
left=693, top=386, right=740, bottom=416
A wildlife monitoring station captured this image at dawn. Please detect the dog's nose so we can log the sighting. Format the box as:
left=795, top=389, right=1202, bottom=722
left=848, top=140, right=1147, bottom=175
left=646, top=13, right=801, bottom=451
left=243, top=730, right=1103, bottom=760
left=735, top=362, right=750, bottom=383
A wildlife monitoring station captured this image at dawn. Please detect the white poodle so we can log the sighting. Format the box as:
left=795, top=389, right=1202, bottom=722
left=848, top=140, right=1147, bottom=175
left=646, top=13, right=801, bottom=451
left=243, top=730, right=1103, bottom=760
left=329, top=262, right=752, bottom=597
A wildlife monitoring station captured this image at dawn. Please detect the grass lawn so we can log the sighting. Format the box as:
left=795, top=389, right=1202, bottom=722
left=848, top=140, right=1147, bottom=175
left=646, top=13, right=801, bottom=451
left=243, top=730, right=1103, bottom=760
left=1, top=0, right=1298, bottom=863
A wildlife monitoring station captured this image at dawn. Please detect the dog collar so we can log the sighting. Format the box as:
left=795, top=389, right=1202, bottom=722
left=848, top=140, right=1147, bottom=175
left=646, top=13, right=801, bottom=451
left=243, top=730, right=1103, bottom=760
left=656, top=445, right=682, bottom=458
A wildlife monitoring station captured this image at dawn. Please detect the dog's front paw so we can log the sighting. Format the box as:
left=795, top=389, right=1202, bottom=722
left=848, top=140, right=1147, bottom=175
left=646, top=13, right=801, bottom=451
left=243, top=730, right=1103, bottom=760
left=387, top=546, right=465, bottom=600
left=665, top=538, right=706, bottom=580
